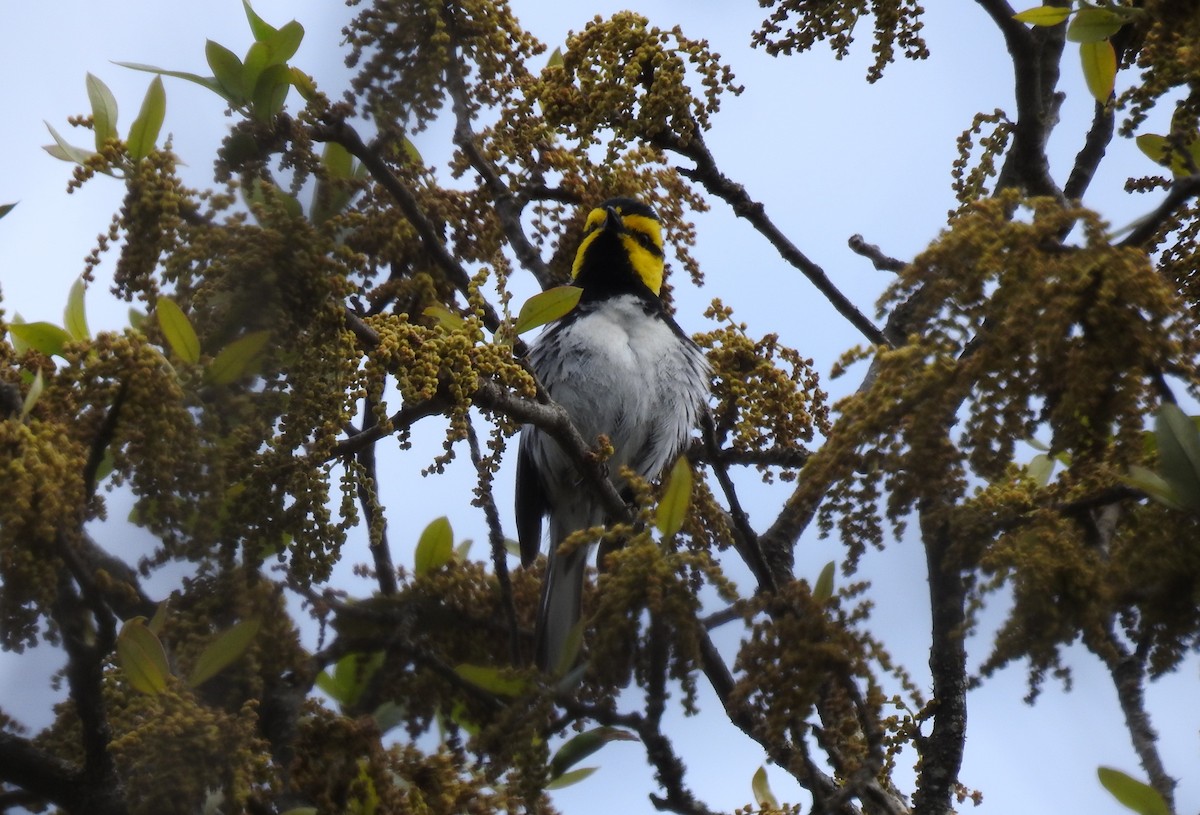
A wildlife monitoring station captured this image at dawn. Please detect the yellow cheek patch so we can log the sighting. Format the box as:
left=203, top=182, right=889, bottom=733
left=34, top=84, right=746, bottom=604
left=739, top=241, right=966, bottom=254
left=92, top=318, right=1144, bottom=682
left=620, top=233, right=664, bottom=295
left=620, top=214, right=662, bottom=250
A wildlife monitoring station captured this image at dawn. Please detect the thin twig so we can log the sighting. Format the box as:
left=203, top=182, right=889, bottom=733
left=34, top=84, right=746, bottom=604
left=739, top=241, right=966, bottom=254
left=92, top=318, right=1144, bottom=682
left=1119, top=173, right=1200, bottom=247
left=355, top=390, right=397, bottom=596
left=848, top=235, right=907, bottom=273
left=465, top=418, right=522, bottom=665
left=655, top=130, right=888, bottom=348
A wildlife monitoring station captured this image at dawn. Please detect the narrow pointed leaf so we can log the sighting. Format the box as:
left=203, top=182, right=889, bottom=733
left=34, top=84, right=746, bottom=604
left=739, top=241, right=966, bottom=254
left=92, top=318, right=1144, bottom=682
left=549, top=727, right=637, bottom=778
left=656, top=455, right=693, bottom=536
left=113, top=62, right=231, bottom=101
left=1067, top=7, right=1125, bottom=43
left=1080, top=39, right=1116, bottom=102
left=545, top=766, right=598, bottom=790
left=148, top=599, right=170, bottom=635
left=553, top=622, right=586, bottom=682
left=1123, top=465, right=1186, bottom=511
left=188, top=618, right=261, bottom=687
left=752, top=766, right=780, bottom=809
left=20, top=369, right=44, bottom=420
left=243, top=0, right=277, bottom=41
left=206, top=330, right=271, bottom=385
left=1097, top=767, right=1170, bottom=815
left=127, top=76, right=166, bottom=161
left=206, top=40, right=246, bottom=102
left=242, top=41, right=270, bottom=102
left=156, top=297, right=200, bottom=364
left=514, top=286, right=581, bottom=334
left=812, top=560, right=836, bottom=603
left=8, top=322, right=71, bottom=357
left=64, top=277, right=90, bottom=341
left=1154, top=403, right=1200, bottom=511
left=546, top=46, right=565, bottom=69
left=1013, top=6, right=1071, bottom=25
left=117, top=618, right=170, bottom=694
left=0, top=202, right=15, bottom=220
left=414, top=516, right=453, bottom=575
left=454, top=664, right=529, bottom=698
left=43, top=121, right=95, bottom=165
left=86, top=73, right=119, bottom=148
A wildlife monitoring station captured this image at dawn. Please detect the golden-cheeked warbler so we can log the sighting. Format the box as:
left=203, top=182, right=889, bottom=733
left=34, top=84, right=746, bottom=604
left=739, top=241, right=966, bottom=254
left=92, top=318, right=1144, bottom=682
left=516, top=197, right=711, bottom=670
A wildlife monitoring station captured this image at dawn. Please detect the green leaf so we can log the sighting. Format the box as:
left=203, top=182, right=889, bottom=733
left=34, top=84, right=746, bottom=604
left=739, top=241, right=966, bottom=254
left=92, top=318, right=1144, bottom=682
left=64, top=276, right=90, bottom=341
left=86, top=73, right=119, bottom=148
left=1026, top=452, right=1055, bottom=486
left=1067, top=7, right=1126, bottom=43
left=1154, top=403, right=1200, bottom=512
left=290, top=67, right=318, bottom=102
left=550, top=622, right=588, bottom=684
left=316, top=651, right=383, bottom=707
left=752, top=766, right=779, bottom=810
left=546, top=47, right=565, bottom=69
left=1080, top=39, right=1116, bottom=102
left=549, top=727, right=637, bottom=779
left=1012, top=6, right=1072, bottom=26
left=323, top=140, right=354, bottom=179
left=423, top=305, right=468, bottom=332
left=400, top=135, right=422, bottom=164
left=187, top=618, right=261, bottom=687
left=414, top=516, right=454, bottom=575
left=265, top=20, right=305, bottom=64
left=206, top=331, right=270, bottom=385
left=453, top=663, right=529, bottom=698
left=242, top=41, right=271, bottom=103
left=117, top=618, right=171, bottom=694
left=128, top=307, right=147, bottom=331
left=0, top=202, right=15, bottom=220
left=243, top=0, right=277, bottom=41
left=148, top=599, right=170, bottom=635
left=20, top=369, right=44, bottom=421
left=8, top=321, right=71, bottom=357
left=252, top=63, right=292, bottom=122
left=1097, top=767, right=1171, bottom=815
left=43, top=121, right=95, bottom=165
left=1123, top=465, right=1186, bottom=511
left=156, top=297, right=201, bottom=364
left=812, top=560, right=836, bottom=603
left=127, top=75, right=166, bottom=161
left=545, top=766, right=598, bottom=790
left=513, top=286, right=581, bottom=334
left=1135, top=133, right=1200, bottom=178
left=206, top=40, right=246, bottom=103
left=655, top=456, right=693, bottom=536
left=114, top=62, right=231, bottom=102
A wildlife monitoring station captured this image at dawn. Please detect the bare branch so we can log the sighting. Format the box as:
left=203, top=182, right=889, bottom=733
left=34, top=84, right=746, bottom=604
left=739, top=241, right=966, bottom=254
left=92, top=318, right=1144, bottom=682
left=1119, top=173, right=1200, bottom=247
left=655, top=131, right=888, bottom=348
left=848, top=235, right=907, bottom=273
left=1063, top=100, right=1115, bottom=202
left=355, top=391, right=397, bottom=596
left=465, top=419, right=522, bottom=665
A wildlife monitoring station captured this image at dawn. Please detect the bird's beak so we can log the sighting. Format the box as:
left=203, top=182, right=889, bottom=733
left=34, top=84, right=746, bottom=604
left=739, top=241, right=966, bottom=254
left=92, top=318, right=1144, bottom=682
left=603, top=206, right=623, bottom=232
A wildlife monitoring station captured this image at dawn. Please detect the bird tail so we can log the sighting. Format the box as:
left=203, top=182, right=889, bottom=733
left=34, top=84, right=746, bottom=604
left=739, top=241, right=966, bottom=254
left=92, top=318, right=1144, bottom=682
left=534, top=530, right=590, bottom=673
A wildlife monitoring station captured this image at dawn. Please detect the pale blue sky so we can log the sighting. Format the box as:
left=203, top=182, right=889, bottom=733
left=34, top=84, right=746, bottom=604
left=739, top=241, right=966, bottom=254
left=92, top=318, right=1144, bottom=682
left=1, top=3, right=1193, bottom=814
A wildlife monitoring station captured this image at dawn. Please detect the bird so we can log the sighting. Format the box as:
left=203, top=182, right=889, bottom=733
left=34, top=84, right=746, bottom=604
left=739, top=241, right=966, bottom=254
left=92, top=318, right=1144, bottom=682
left=515, top=197, right=711, bottom=672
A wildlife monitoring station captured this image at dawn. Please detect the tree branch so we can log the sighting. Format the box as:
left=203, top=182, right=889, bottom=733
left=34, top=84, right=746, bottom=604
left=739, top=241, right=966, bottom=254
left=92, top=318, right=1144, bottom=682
left=465, top=419, right=522, bottom=665
left=310, top=118, right=505, bottom=333
left=1119, top=173, right=1200, bottom=247
left=1063, top=100, right=1115, bottom=202
left=655, top=131, right=887, bottom=348
left=443, top=38, right=555, bottom=290
left=355, top=390, right=397, bottom=596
